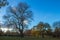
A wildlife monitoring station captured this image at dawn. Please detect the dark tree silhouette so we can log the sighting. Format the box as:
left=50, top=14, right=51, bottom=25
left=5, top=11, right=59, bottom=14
left=53, top=21, right=60, bottom=37
left=3, top=2, right=33, bottom=37
left=0, top=0, right=9, bottom=8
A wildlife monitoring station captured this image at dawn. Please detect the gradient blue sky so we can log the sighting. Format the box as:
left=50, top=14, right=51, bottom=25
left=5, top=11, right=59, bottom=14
left=0, top=0, right=60, bottom=29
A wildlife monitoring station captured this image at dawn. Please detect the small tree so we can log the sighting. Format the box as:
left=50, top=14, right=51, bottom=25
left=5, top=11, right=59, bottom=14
left=36, top=22, right=51, bottom=38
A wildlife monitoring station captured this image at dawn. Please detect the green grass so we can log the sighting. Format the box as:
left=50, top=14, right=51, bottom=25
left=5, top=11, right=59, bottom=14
left=0, top=36, right=60, bottom=40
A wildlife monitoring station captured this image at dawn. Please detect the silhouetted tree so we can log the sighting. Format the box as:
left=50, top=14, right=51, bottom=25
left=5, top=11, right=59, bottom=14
left=0, top=0, right=9, bottom=8
left=3, top=2, right=33, bottom=37
left=53, top=21, right=60, bottom=37
left=53, top=21, right=60, bottom=28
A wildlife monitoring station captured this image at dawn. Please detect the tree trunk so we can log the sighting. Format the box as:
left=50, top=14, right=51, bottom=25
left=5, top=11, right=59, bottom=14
left=41, top=31, right=44, bottom=38
left=20, top=19, right=24, bottom=37
left=20, top=30, right=24, bottom=37
left=20, top=14, right=24, bottom=38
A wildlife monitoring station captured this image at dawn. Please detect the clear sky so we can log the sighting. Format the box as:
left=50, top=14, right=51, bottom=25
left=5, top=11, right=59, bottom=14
left=0, top=0, right=60, bottom=29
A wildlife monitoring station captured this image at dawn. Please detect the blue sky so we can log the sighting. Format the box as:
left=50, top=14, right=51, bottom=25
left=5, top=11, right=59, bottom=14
left=0, top=0, right=60, bottom=29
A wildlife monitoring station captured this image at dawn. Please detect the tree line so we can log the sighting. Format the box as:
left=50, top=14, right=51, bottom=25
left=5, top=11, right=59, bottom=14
left=30, top=21, right=60, bottom=38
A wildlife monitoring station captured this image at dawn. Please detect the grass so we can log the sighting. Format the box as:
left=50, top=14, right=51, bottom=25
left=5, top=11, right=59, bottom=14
left=0, top=36, right=60, bottom=40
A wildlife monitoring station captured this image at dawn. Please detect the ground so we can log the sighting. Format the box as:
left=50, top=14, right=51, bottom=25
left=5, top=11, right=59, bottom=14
left=0, top=36, right=60, bottom=40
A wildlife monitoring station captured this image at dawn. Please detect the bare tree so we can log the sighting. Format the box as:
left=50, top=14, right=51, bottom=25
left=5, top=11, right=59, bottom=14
left=3, top=2, right=33, bottom=37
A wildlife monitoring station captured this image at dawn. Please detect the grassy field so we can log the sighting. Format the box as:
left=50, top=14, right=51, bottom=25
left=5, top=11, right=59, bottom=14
left=0, top=36, right=60, bottom=40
